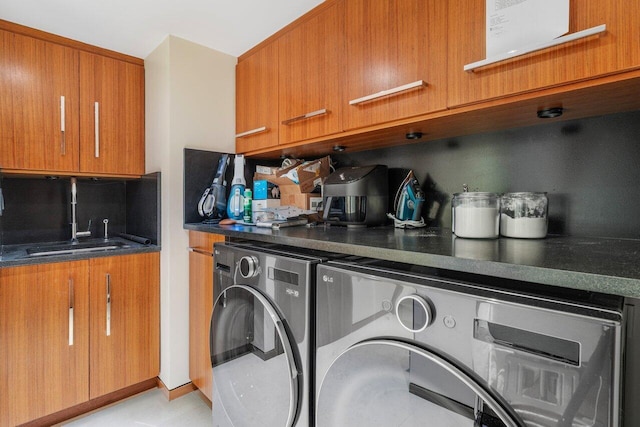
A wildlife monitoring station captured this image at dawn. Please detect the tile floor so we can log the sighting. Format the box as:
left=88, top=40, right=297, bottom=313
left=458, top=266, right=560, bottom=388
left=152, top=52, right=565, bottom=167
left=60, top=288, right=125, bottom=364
left=60, top=389, right=212, bottom=426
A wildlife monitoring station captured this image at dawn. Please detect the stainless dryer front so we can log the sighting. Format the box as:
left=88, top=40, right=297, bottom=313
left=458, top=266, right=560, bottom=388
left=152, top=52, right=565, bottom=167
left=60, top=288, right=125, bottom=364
left=210, top=242, right=325, bottom=427
left=315, top=260, right=624, bottom=427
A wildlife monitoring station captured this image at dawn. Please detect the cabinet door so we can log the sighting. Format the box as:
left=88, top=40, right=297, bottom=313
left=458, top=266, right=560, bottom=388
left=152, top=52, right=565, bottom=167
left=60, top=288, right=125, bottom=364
left=89, top=253, right=159, bottom=398
left=189, top=250, right=213, bottom=400
left=448, top=0, right=640, bottom=107
left=0, top=261, right=89, bottom=427
left=189, top=232, right=224, bottom=401
left=278, top=1, right=344, bottom=144
left=0, top=30, right=15, bottom=168
left=79, top=52, right=145, bottom=176
left=344, top=0, right=448, bottom=130
left=189, top=231, right=224, bottom=400
left=235, top=43, right=279, bottom=153
left=0, top=30, right=80, bottom=172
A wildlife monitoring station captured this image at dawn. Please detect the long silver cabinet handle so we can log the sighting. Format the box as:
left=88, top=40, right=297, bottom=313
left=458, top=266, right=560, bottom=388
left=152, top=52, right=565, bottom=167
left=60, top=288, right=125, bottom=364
left=281, top=108, right=328, bottom=125
left=106, top=273, right=111, bottom=336
left=235, top=126, right=268, bottom=138
left=60, top=95, right=66, bottom=155
left=349, top=80, right=425, bottom=105
left=94, top=102, right=100, bottom=158
left=68, top=278, right=74, bottom=346
left=464, top=24, right=606, bottom=72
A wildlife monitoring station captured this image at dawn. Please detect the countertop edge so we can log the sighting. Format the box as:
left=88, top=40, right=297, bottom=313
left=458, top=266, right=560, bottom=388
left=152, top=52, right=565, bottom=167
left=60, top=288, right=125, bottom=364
left=184, top=223, right=640, bottom=299
left=0, top=244, right=161, bottom=268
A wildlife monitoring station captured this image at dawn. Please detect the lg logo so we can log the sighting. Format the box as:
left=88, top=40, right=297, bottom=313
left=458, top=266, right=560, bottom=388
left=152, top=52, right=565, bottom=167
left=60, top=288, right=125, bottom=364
left=286, top=288, right=299, bottom=298
left=322, top=275, right=334, bottom=283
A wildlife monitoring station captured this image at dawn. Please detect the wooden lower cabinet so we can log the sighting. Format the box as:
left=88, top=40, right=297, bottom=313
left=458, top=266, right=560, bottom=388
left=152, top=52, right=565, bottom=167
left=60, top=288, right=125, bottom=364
left=189, top=231, right=225, bottom=401
left=89, top=252, right=160, bottom=398
left=0, top=261, right=90, bottom=427
left=0, top=252, right=159, bottom=426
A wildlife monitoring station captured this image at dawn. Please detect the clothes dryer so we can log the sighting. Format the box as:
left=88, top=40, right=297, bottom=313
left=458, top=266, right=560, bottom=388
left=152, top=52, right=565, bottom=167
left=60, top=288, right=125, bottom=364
left=315, top=259, right=624, bottom=427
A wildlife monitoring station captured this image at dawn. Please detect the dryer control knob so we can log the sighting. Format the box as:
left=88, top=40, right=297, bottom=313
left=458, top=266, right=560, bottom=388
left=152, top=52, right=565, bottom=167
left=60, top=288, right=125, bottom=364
left=395, top=295, right=434, bottom=333
left=239, top=256, right=259, bottom=278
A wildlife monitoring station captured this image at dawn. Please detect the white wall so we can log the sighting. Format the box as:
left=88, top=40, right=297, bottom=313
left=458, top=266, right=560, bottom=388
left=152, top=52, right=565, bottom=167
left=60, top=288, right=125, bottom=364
left=145, top=35, right=236, bottom=390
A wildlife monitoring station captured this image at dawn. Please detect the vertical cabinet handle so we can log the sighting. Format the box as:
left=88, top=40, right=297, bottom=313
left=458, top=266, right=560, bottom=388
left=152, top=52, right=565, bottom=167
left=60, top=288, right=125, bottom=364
left=94, top=102, right=100, bottom=158
left=106, top=273, right=111, bottom=336
left=68, top=278, right=74, bottom=346
left=60, top=95, right=66, bottom=155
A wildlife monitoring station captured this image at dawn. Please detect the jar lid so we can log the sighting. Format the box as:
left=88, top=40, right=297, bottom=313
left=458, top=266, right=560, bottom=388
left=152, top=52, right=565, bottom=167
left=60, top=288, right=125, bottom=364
left=502, top=192, right=547, bottom=198
left=453, top=192, right=500, bottom=199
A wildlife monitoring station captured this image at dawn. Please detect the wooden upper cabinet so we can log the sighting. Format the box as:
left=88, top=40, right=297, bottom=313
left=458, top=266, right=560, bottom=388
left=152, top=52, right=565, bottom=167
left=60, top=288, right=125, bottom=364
left=236, top=43, right=279, bottom=153
left=0, top=22, right=145, bottom=177
left=0, top=261, right=89, bottom=427
left=79, top=52, right=145, bottom=176
left=448, top=0, right=640, bottom=107
left=89, top=253, right=159, bottom=399
left=0, top=30, right=16, bottom=169
left=278, top=1, right=344, bottom=144
left=0, top=30, right=80, bottom=172
left=343, top=0, right=448, bottom=131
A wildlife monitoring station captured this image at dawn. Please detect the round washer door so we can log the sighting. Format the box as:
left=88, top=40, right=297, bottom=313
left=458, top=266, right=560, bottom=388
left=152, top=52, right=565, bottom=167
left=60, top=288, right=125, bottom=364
left=316, top=339, right=525, bottom=427
left=210, top=284, right=301, bottom=427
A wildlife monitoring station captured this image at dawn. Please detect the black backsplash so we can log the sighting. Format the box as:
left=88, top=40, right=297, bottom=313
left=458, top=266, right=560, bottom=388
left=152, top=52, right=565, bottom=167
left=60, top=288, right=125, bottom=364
left=126, top=172, right=161, bottom=245
left=183, top=148, right=278, bottom=224
left=0, top=173, right=160, bottom=246
left=333, top=110, right=640, bottom=240
left=14, top=110, right=639, bottom=246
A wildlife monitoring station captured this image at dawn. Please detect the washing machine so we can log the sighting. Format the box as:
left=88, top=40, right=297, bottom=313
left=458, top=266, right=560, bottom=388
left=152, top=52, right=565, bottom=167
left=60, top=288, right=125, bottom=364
left=315, top=259, right=624, bottom=427
left=209, top=242, right=328, bottom=427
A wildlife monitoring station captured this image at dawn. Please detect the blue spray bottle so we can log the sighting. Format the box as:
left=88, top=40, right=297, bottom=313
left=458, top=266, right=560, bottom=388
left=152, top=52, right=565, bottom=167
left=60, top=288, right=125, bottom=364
left=226, top=154, right=246, bottom=220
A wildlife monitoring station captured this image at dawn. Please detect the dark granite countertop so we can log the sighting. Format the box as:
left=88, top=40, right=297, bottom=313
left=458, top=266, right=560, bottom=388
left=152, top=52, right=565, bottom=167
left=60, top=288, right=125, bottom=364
left=0, top=237, right=160, bottom=267
left=185, top=222, right=640, bottom=299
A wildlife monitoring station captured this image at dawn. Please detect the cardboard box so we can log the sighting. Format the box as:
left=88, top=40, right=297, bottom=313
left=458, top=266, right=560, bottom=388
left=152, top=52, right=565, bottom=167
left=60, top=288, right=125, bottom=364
left=252, top=199, right=281, bottom=223
left=253, top=180, right=279, bottom=200
left=255, top=165, right=279, bottom=175
left=255, top=159, right=303, bottom=177
left=280, top=192, right=323, bottom=211
left=252, top=199, right=281, bottom=211
left=253, top=156, right=330, bottom=194
left=274, top=159, right=303, bottom=177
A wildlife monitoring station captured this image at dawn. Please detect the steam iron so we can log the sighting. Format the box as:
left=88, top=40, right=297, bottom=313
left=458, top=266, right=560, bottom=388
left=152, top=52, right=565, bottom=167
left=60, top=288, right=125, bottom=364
left=226, top=154, right=246, bottom=220
left=198, top=154, right=230, bottom=222
left=389, top=170, right=426, bottom=228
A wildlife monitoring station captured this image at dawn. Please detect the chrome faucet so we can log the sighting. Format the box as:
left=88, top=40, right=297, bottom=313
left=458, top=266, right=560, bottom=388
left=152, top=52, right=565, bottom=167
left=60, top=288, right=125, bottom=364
left=70, top=177, right=92, bottom=242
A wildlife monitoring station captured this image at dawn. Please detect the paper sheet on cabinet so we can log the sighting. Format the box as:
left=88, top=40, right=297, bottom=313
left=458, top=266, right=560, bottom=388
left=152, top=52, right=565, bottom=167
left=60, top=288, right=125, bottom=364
left=486, top=0, right=569, bottom=57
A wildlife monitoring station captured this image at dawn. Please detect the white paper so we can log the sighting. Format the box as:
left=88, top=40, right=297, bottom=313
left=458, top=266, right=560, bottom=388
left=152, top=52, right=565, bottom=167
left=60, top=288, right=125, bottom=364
left=486, top=0, right=569, bottom=57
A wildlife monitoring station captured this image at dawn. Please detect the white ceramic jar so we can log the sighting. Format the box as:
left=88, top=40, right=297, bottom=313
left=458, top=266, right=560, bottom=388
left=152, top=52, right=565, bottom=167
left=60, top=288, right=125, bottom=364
left=500, top=192, right=548, bottom=238
left=452, top=192, right=500, bottom=239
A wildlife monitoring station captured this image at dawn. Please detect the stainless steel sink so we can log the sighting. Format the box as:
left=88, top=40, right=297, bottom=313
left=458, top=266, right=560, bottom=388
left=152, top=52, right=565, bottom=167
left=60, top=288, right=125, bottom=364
left=26, top=240, right=129, bottom=257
